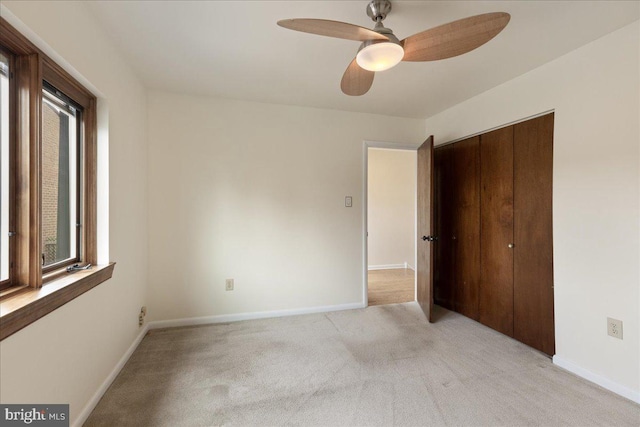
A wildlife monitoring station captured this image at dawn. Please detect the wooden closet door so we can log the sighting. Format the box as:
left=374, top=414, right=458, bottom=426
left=479, top=126, right=514, bottom=336
left=433, top=144, right=456, bottom=310
left=453, top=137, right=480, bottom=320
left=513, top=113, right=555, bottom=355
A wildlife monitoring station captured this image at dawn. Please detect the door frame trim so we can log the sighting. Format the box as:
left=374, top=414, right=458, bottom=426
left=362, top=140, right=421, bottom=307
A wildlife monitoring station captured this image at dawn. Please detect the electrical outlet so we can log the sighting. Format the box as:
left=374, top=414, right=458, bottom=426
left=226, top=279, right=234, bottom=291
left=138, top=306, right=146, bottom=327
left=607, top=317, right=623, bottom=339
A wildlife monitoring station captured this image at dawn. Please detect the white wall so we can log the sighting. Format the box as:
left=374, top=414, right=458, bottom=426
left=147, top=92, right=424, bottom=322
left=424, top=21, right=640, bottom=400
left=0, top=2, right=149, bottom=425
left=367, top=148, right=416, bottom=269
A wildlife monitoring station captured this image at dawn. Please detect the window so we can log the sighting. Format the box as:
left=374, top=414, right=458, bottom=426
left=42, top=83, right=81, bottom=271
left=0, top=17, right=114, bottom=340
left=0, top=51, right=10, bottom=287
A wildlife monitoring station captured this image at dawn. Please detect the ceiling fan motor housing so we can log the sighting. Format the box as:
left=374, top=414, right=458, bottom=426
left=358, top=24, right=402, bottom=54
left=366, top=0, right=392, bottom=22
left=362, top=0, right=401, bottom=51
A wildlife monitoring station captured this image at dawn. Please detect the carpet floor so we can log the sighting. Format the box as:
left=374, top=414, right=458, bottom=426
left=85, top=303, right=640, bottom=426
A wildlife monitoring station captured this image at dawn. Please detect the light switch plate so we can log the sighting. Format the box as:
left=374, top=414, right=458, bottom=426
left=345, top=196, right=352, bottom=207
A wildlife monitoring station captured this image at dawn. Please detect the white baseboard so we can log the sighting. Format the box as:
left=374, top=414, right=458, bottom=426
left=148, top=302, right=366, bottom=330
left=73, top=324, right=150, bottom=427
left=368, top=263, right=409, bottom=271
left=553, top=355, right=640, bottom=404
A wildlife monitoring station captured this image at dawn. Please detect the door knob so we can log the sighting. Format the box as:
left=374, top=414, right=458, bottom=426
left=508, top=243, right=514, bottom=248
left=422, top=236, right=438, bottom=242
left=422, top=236, right=428, bottom=241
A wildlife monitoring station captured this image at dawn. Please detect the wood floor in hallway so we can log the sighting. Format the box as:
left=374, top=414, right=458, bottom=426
left=368, top=268, right=415, bottom=306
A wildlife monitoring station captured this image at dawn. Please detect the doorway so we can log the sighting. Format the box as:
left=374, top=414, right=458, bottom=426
left=365, top=145, right=417, bottom=306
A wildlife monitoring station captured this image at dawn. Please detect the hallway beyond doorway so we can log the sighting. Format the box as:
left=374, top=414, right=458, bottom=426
left=368, top=268, right=414, bottom=306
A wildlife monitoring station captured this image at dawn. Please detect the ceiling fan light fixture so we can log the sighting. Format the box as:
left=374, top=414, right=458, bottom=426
left=356, top=41, right=404, bottom=72
left=277, top=0, right=510, bottom=96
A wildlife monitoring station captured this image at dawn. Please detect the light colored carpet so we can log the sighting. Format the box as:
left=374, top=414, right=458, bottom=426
left=85, top=303, right=640, bottom=426
left=367, top=268, right=414, bottom=306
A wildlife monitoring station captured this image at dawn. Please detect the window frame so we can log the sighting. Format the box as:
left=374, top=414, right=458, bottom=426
left=0, top=17, right=114, bottom=340
left=42, top=57, right=98, bottom=282
left=0, top=47, right=16, bottom=291
left=41, top=79, right=84, bottom=274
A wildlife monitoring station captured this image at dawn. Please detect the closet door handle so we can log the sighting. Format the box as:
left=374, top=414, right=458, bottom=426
left=508, top=243, right=514, bottom=248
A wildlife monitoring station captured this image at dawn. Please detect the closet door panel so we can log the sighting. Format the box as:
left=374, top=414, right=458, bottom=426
left=434, top=144, right=456, bottom=310
left=453, top=137, right=480, bottom=320
left=513, top=113, right=555, bottom=355
left=479, top=126, right=514, bottom=336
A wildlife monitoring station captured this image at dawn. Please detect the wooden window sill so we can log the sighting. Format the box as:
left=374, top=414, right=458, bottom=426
left=0, top=263, right=115, bottom=340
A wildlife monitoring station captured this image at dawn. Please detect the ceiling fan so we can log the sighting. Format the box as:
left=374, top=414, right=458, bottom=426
left=277, top=0, right=510, bottom=96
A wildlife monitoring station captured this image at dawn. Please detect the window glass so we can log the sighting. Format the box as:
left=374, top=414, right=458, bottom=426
left=41, top=85, right=80, bottom=268
left=0, top=52, right=9, bottom=281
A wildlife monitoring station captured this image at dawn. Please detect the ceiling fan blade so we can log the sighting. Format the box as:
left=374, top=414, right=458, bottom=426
left=401, top=12, right=510, bottom=62
left=341, top=58, right=375, bottom=96
left=278, top=19, right=389, bottom=42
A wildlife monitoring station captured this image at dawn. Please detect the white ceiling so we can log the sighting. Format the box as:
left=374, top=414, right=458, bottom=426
left=86, top=1, right=639, bottom=119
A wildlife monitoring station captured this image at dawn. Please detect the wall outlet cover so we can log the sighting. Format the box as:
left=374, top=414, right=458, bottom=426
left=226, top=279, right=234, bottom=291
left=607, top=317, right=623, bottom=339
